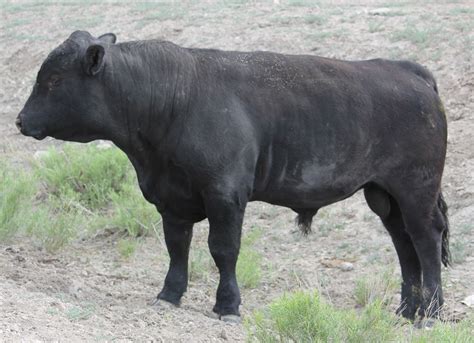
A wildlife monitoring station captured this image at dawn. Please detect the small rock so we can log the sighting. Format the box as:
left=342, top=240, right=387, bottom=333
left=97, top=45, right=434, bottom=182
left=339, top=262, right=354, bottom=271
left=220, top=329, right=228, bottom=340
left=5, top=247, right=19, bottom=254
left=33, top=150, right=49, bottom=160
left=96, top=140, right=113, bottom=149
left=414, top=318, right=436, bottom=330
left=14, top=255, right=26, bottom=263
left=368, top=8, right=396, bottom=16
left=461, top=295, right=474, bottom=307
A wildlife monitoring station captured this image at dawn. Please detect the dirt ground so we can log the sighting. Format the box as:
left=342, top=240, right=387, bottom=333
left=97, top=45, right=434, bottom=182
left=1, top=1, right=473, bottom=341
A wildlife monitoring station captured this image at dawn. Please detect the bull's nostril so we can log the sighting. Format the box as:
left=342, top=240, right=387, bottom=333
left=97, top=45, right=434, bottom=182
left=15, top=117, right=22, bottom=130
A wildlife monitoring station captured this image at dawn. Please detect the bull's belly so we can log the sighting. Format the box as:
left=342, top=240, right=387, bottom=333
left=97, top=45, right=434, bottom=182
left=251, top=176, right=366, bottom=209
left=251, top=154, right=370, bottom=209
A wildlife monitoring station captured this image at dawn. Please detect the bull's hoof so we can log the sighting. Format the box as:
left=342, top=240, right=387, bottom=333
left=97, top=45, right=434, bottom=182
left=221, top=314, right=241, bottom=324
left=155, top=288, right=183, bottom=306
left=149, top=297, right=178, bottom=309
left=207, top=311, right=241, bottom=323
left=396, top=304, right=417, bottom=322
left=414, top=318, right=437, bottom=330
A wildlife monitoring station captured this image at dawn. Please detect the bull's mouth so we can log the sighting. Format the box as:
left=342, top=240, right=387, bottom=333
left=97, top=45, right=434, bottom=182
left=16, top=112, right=48, bottom=140
left=32, top=133, right=47, bottom=140
left=19, top=127, right=47, bottom=140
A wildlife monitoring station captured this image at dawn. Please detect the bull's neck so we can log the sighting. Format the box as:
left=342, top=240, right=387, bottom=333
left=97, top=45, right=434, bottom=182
left=103, top=41, right=195, bottom=160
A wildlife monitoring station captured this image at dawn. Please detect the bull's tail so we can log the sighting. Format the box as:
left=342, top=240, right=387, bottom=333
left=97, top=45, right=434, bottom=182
left=438, top=192, right=451, bottom=267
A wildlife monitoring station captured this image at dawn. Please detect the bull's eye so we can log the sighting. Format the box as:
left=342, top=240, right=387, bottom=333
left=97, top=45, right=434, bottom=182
left=47, top=75, right=61, bottom=90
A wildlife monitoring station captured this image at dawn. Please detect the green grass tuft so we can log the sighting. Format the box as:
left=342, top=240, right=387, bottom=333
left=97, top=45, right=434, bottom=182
left=246, top=291, right=400, bottom=342
left=117, top=238, right=138, bottom=259
left=26, top=200, right=84, bottom=252
left=65, top=304, right=95, bottom=321
left=1, top=144, right=160, bottom=252
left=237, top=228, right=263, bottom=288
left=450, top=240, right=469, bottom=264
left=391, top=26, right=439, bottom=47
left=110, top=182, right=159, bottom=237
left=354, top=268, right=399, bottom=307
left=411, top=316, right=474, bottom=342
left=0, top=164, right=35, bottom=240
left=246, top=290, right=474, bottom=342
left=303, top=14, right=328, bottom=26
left=189, top=248, right=214, bottom=282
left=34, top=144, right=130, bottom=210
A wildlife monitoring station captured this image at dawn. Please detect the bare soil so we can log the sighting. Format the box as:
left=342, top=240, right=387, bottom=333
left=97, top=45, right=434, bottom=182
left=1, top=1, right=473, bottom=341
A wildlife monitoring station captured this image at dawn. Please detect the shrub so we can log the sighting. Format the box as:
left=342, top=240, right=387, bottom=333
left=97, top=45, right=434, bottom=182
left=246, top=291, right=400, bottom=342
left=0, top=164, right=35, bottom=239
left=117, top=238, right=138, bottom=259
left=237, top=228, right=263, bottom=288
left=354, top=268, right=399, bottom=307
left=1, top=143, right=161, bottom=252
left=247, top=291, right=474, bottom=342
left=34, top=144, right=130, bottom=210
left=110, top=182, right=159, bottom=237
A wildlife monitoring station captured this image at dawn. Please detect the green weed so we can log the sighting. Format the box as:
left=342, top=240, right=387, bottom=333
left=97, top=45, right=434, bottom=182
left=110, top=182, right=159, bottom=237
left=0, top=165, right=35, bottom=239
left=3, top=18, right=31, bottom=29
left=376, top=10, right=406, bottom=17
left=303, top=14, right=327, bottom=26
left=354, top=268, right=398, bottom=307
left=1, top=144, right=160, bottom=252
left=26, top=200, right=84, bottom=252
left=391, top=26, right=439, bottom=48
left=189, top=247, right=213, bottom=282
left=368, top=20, right=385, bottom=33
left=117, top=238, right=138, bottom=259
left=246, top=291, right=400, bottom=342
left=246, top=290, right=474, bottom=342
left=449, top=7, right=474, bottom=15
left=287, top=0, right=318, bottom=7
left=317, top=220, right=345, bottom=237
left=65, top=16, right=104, bottom=30
left=135, top=5, right=186, bottom=30
left=410, top=316, right=474, bottom=342
left=34, top=144, right=129, bottom=210
left=66, top=304, right=94, bottom=321
left=237, top=228, right=263, bottom=288
left=450, top=240, right=468, bottom=264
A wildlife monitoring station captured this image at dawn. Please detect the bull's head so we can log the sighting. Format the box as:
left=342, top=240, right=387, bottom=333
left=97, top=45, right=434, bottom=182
left=16, top=31, right=116, bottom=143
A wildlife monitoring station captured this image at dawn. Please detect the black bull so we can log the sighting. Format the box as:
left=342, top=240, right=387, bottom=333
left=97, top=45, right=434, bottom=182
left=17, top=31, right=449, bottom=321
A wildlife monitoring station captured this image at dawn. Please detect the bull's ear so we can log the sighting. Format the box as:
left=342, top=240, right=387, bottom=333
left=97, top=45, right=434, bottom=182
left=98, top=33, right=116, bottom=44
left=84, top=44, right=105, bottom=76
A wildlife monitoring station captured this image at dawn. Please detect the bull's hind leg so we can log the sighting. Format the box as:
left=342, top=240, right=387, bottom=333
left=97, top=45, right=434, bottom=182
left=398, top=199, right=446, bottom=319
left=364, top=185, right=422, bottom=320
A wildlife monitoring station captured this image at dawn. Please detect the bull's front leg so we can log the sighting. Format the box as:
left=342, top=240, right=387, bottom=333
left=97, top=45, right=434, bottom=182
left=154, top=214, right=193, bottom=305
left=205, top=194, right=246, bottom=321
